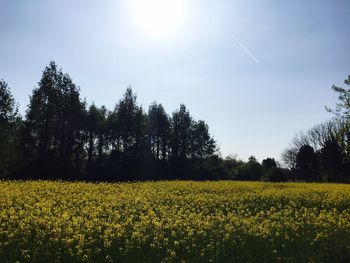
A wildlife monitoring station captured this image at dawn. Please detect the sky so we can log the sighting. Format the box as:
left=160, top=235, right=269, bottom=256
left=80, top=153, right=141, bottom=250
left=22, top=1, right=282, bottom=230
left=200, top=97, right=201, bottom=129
left=0, top=0, right=349, bottom=162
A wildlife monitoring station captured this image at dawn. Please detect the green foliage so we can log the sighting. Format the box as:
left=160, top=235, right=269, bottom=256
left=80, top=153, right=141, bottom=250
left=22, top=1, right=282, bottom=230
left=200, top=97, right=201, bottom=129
left=326, top=75, right=350, bottom=120
left=320, top=138, right=345, bottom=182
left=170, top=104, right=192, bottom=159
left=260, top=167, right=288, bottom=182
left=8, top=61, right=220, bottom=180
left=148, top=102, right=170, bottom=160
left=0, top=80, right=22, bottom=176
left=190, top=120, right=216, bottom=159
left=85, top=104, right=108, bottom=170
left=26, top=61, right=86, bottom=167
left=282, top=74, right=350, bottom=183
left=296, top=145, right=319, bottom=182
left=233, top=157, right=263, bottom=181
left=262, top=158, right=277, bottom=173
left=3, top=61, right=323, bottom=182
left=0, top=80, right=17, bottom=123
left=112, top=87, right=147, bottom=156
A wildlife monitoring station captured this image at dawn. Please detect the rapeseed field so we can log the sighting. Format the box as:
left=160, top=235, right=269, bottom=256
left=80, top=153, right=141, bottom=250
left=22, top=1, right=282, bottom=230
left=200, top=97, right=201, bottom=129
left=0, top=181, right=349, bottom=262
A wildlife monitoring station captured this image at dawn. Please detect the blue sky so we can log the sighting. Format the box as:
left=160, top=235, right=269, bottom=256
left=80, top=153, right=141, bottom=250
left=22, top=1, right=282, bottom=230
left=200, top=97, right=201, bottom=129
left=1, top=0, right=349, bottom=161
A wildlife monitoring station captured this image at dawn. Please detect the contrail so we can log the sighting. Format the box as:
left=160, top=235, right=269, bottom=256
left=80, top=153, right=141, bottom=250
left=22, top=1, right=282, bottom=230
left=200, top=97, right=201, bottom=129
left=233, top=37, right=260, bottom=64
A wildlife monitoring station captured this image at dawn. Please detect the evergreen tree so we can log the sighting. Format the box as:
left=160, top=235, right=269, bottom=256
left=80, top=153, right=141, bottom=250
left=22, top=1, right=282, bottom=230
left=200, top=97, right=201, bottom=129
left=113, top=87, right=146, bottom=158
left=190, top=120, right=216, bottom=159
left=26, top=61, right=62, bottom=160
left=295, top=145, right=319, bottom=182
left=25, top=61, right=85, bottom=177
left=170, top=104, right=192, bottom=159
left=148, top=102, right=170, bottom=160
left=262, top=158, right=277, bottom=173
left=0, top=80, right=21, bottom=176
left=320, top=138, right=344, bottom=182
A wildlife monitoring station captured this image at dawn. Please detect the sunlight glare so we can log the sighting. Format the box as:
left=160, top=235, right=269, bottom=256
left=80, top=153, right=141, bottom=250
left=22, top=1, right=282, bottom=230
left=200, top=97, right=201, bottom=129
left=129, top=0, right=186, bottom=39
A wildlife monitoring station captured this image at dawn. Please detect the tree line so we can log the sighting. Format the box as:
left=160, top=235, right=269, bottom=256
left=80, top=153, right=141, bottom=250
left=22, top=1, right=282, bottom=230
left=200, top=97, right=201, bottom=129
left=282, top=75, right=350, bottom=183
left=1, top=61, right=282, bottom=181
left=1, top=61, right=348, bottom=182
left=1, top=62, right=218, bottom=180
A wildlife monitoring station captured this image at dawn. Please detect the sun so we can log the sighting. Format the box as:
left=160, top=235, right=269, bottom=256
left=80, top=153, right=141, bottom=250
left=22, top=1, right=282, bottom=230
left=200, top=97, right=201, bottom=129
left=129, top=0, right=186, bottom=39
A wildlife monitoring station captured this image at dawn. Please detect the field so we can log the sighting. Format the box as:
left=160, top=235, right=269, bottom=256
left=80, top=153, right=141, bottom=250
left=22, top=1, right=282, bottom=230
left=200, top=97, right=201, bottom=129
left=0, top=181, right=350, bottom=262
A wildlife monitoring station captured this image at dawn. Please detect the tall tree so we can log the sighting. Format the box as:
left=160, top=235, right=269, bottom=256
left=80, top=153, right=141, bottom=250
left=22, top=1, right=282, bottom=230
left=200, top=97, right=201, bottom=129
left=26, top=61, right=61, bottom=160
left=112, top=87, right=147, bottom=160
left=96, top=106, right=108, bottom=167
left=325, top=75, right=350, bottom=157
left=262, top=157, right=277, bottom=173
left=281, top=146, right=299, bottom=169
left=85, top=104, right=108, bottom=173
left=295, top=145, right=319, bottom=182
left=26, top=61, right=85, bottom=176
left=170, top=104, right=192, bottom=159
left=320, top=138, right=345, bottom=182
left=0, top=80, right=21, bottom=176
left=190, top=120, right=216, bottom=159
left=58, top=73, right=86, bottom=167
left=326, top=75, right=350, bottom=120
left=148, top=102, right=170, bottom=160
left=86, top=104, right=100, bottom=169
